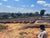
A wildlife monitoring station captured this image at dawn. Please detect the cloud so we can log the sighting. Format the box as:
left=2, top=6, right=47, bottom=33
left=22, top=5, right=29, bottom=7
left=16, top=9, right=35, bottom=13
left=23, top=9, right=36, bottom=13
left=22, top=5, right=25, bottom=7
left=3, top=0, right=7, bottom=1
left=44, top=4, right=50, bottom=7
left=16, top=8, right=24, bottom=11
left=37, top=1, right=50, bottom=7
left=0, top=3, right=2, bottom=5
left=6, top=6, right=11, bottom=8
left=31, top=4, right=34, bottom=7
left=42, top=8, right=48, bottom=10
left=15, top=0, right=19, bottom=1
left=37, top=1, right=46, bottom=4
left=21, top=8, right=24, bottom=10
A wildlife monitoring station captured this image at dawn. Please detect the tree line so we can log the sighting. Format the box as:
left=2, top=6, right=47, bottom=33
left=0, top=9, right=50, bottom=19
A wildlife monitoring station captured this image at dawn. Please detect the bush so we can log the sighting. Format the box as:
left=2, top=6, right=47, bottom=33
left=0, top=24, right=8, bottom=30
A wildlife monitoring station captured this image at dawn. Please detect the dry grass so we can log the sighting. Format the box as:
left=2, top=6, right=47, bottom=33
left=0, top=23, right=50, bottom=38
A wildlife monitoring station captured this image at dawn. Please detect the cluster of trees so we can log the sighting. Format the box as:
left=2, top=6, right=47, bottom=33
left=0, top=13, right=38, bottom=19
left=0, top=9, right=50, bottom=19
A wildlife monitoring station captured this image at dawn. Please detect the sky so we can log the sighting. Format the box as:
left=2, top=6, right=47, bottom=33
left=0, top=0, right=50, bottom=14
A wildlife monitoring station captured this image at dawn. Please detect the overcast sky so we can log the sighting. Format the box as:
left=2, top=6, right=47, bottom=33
left=0, top=0, right=50, bottom=14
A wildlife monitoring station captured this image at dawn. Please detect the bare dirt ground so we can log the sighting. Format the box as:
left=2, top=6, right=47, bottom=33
left=0, top=23, right=50, bottom=38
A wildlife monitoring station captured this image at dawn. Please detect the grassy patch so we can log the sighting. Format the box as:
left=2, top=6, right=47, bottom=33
left=0, top=24, right=8, bottom=30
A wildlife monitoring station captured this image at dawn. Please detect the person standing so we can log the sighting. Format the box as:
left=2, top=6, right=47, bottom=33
left=36, top=24, right=47, bottom=38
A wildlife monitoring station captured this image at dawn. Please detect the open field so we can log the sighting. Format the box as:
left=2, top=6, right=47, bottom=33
left=0, top=23, right=50, bottom=38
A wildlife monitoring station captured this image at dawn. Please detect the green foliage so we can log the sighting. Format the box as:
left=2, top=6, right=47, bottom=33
left=0, top=10, right=50, bottom=19
left=19, top=32, right=23, bottom=35
left=35, top=12, right=39, bottom=16
left=0, top=12, right=40, bottom=19
left=2, top=15, right=9, bottom=19
left=45, top=14, right=50, bottom=16
left=40, top=9, right=46, bottom=16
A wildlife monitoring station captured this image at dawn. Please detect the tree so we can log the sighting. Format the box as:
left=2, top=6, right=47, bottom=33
left=40, top=9, right=46, bottom=16
left=35, top=12, right=39, bottom=16
left=2, top=15, right=9, bottom=19
left=29, top=13, right=33, bottom=16
left=16, top=13, right=22, bottom=16
left=46, top=14, right=50, bottom=16
left=11, top=13, right=14, bottom=17
left=11, top=13, right=17, bottom=18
